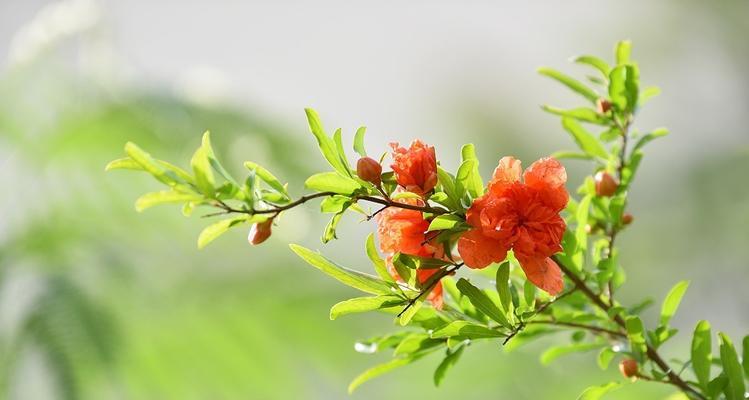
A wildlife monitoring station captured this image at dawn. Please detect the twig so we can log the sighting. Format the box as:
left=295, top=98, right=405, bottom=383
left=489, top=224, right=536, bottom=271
left=552, top=255, right=707, bottom=400
left=526, top=320, right=626, bottom=338
left=396, top=263, right=463, bottom=318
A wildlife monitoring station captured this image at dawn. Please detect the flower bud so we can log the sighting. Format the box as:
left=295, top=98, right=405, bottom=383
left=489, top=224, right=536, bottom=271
left=248, top=219, right=273, bottom=245
left=622, top=213, right=634, bottom=225
left=619, top=358, right=638, bottom=378
left=597, top=98, right=613, bottom=114
left=594, top=171, right=618, bottom=197
left=356, top=157, right=382, bottom=185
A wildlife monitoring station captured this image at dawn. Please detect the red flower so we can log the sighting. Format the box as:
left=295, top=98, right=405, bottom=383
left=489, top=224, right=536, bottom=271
left=457, top=157, right=569, bottom=295
left=390, top=140, right=438, bottom=196
left=376, top=198, right=444, bottom=309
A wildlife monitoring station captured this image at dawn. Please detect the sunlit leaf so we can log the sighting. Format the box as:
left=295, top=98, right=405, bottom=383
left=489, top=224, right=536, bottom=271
left=304, top=172, right=361, bottom=195
left=615, top=40, right=631, bottom=65
left=427, top=215, right=466, bottom=232
left=691, top=320, right=712, bottom=390
left=574, top=55, right=611, bottom=77
left=541, top=105, right=608, bottom=124
left=353, top=126, right=367, bottom=157
left=244, top=161, right=289, bottom=198
left=365, top=233, right=393, bottom=282
left=576, top=381, right=622, bottom=400
left=197, top=215, right=251, bottom=249
left=538, top=67, right=599, bottom=103
left=540, top=342, right=605, bottom=365
left=135, top=191, right=202, bottom=212
left=329, top=295, right=404, bottom=320
left=495, top=262, right=511, bottom=312
left=719, top=332, right=746, bottom=400
left=289, top=244, right=394, bottom=295
left=659, top=280, right=689, bottom=326
left=597, top=347, right=616, bottom=370
left=561, top=117, right=609, bottom=159
left=348, top=354, right=424, bottom=394
left=430, top=321, right=504, bottom=339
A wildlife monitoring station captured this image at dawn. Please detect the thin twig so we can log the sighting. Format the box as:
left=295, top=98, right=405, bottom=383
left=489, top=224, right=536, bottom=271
left=396, top=263, right=463, bottom=318
left=552, top=255, right=706, bottom=400
left=526, top=320, right=626, bottom=338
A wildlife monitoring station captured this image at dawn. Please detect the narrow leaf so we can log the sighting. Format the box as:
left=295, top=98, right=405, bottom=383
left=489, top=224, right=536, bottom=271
left=577, top=381, right=622, bottom=400
left=561, top=118, right=609, bottom=159
left=434, top=344, right=465, bottom=387
left=691, top=320, right=712, bottom=390
left=719, top=332, right=746, bottom=400
left=135, top=191, right=202, bottom=212
left=574, top=55, right=611, bottom=77
left=538, top=67, right=599, bottom=103
left=353, top=126, right=367, bottom=157
left=541, top=342, right=604, bottom=365
left=495, top=262, right=511, bottom=312
left=660, top=280, right=690, bottom=326
left=365, top=233, right=394, bottom=283
left=329, top=296, right=404, bottom=320
left=244, top=161, right=289, bottom=198
left=305, top=172, right=361, bottom=195
left=289, top=244, right=393, bottom=295
left=197, top=215, right=250, bottom=249
left=348, top=355, right=422, bottom=394
left=456, top=279, right=511, bottom=328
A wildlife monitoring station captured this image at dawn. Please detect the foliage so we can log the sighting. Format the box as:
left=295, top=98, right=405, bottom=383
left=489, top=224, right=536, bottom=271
left=110, top=41, right=748, bottom=399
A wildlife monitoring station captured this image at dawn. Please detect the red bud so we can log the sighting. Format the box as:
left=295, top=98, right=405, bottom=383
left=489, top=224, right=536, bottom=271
left=622, top=213, right=634, bottom=225
left=619, top=358, right=638, bottom=378
left=357, top=157, right=382, bottom=185
left=597, top=98, right=612, bottom=114
left=248, top=219, right=273, bottom=245
left=594, top=171, right=618, bottom=197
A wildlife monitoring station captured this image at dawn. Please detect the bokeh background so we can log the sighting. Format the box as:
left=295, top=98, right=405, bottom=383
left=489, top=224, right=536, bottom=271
left=1, top=1, right=747, bottom=399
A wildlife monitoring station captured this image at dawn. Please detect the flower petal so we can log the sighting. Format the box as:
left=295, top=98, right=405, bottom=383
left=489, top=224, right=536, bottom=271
left=524, top=157, right=569, bottom=210
left=516, top=256, right=564, bottom=295
left=457, top=229, right=508, bottom=269
left=488, top=156, right=522, bottom=195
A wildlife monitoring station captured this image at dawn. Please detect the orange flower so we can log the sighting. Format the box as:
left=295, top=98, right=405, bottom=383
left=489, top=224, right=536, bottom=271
left=376, top=198, right=444, bottom=309
left=390, top=140, right=438, bottom=196
left=457, top=157, right=569, bottom=295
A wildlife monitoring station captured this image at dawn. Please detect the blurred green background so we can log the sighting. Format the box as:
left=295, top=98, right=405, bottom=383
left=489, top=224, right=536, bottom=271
left=0, top=1, right=747, bottom=399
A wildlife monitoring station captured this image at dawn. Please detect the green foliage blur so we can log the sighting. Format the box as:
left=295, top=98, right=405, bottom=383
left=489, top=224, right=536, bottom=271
left=1, top=1, right=747, bottom=399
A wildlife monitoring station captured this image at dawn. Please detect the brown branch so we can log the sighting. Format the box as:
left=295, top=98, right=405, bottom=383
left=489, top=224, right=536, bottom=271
left=552, top=255, right=706, bottom=400
left=526, top=320, right=625, bottom=338
left=396, top=263, right=463, bottom=318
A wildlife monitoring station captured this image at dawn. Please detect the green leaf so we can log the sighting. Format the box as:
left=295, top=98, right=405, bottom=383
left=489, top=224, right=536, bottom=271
left=322, top=205, right=348, bottom=244
left=608, top=65, right=638, bottom=113
left=427, top=215, right=466, bottom=232
left=105, top=157, right=141, bottom=171
left=434, top=344, right=465, bottom=387
left=456, top=278, right=511, bottom=328
left=640, top=86, right=661, bottom=105
left=691, top=320, right=712, bottom=390
left=719, top=332, right=746, bottom=400
left=197, top=215, right=250, bottom=249
left=332, top=128, right=353, bottom=177
left=576, top=381, right=622, bottom=400
left=541, top=105, right=608, bottom=124
left=741, top=335, right=749, bottom=379
left=632, top=128, right=669, bottom=154
left=574, top=55, right=611, bottom=77
left=191, top=145, right=215, bottom=197
left=320, top=195, right=350, bottom=213
left=431, top=321, right=504, bottom=339
left=398, top=300, right=422, bottom=326
left=625, top=316, right=647, bottom=355
left=615, top=40, right=632, bottom=65
left=353, top=126, right=367, bottom=157
left=540, top=342, right=605, bottom=365
left=436, top=167, right=460, bottom=210
left=289, top=244, right=393, bottom=295
left=495, top=262, right=511, bottom=312
left=460, top=144, right=484, bottom=198
left=659, top=280, right=690, bottom=326
left=394, top=334, right=444, bottom=357
left=134, top=191, right=202, bottom=212
left=391, top=191, right=422, bottom=201
left=538, top=67, right=599, bottom=103
left=562, top=117, right=609, bottom=159
left=304, top=172, right=361, bottom=194
left=348, top=354, right=423, bottom=394
left=365, top=233, right=393, bottom=283
left=550, top=151, right=593, bottom=161
left=597, top=347, right=616, bottom=370
left=329, top=296, right=404, bottom=320
left=523, top=279, right=536, bottom=309
left=124, top=142, right=178, bottom=187
left=244, top=161, right=289, bottom=198
left=304, top=108, right=350, bottom=177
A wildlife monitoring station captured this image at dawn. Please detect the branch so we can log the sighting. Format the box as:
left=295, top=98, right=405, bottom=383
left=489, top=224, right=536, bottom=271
left=552, top=255, right=706, bottom=400
left=396, top=263, right=463, bottom=318
left=213, top=191, right=449, bottom=218
left=526, top=320, right=625, bottom=338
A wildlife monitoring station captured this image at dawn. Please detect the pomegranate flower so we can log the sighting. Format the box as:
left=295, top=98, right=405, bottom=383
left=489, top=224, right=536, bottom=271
left=390, top=140, right=438, bottom=196
left=457, top=157, right=569, bottom=295
left=376, top=198, right=444, bottom=308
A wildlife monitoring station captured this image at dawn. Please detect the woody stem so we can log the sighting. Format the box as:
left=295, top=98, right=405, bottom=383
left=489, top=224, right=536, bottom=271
left=551, top=255, right=706, bottom=400
left=396, top=263, right=463, bottom=318
left=212, top=192, right=448, bottom=217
